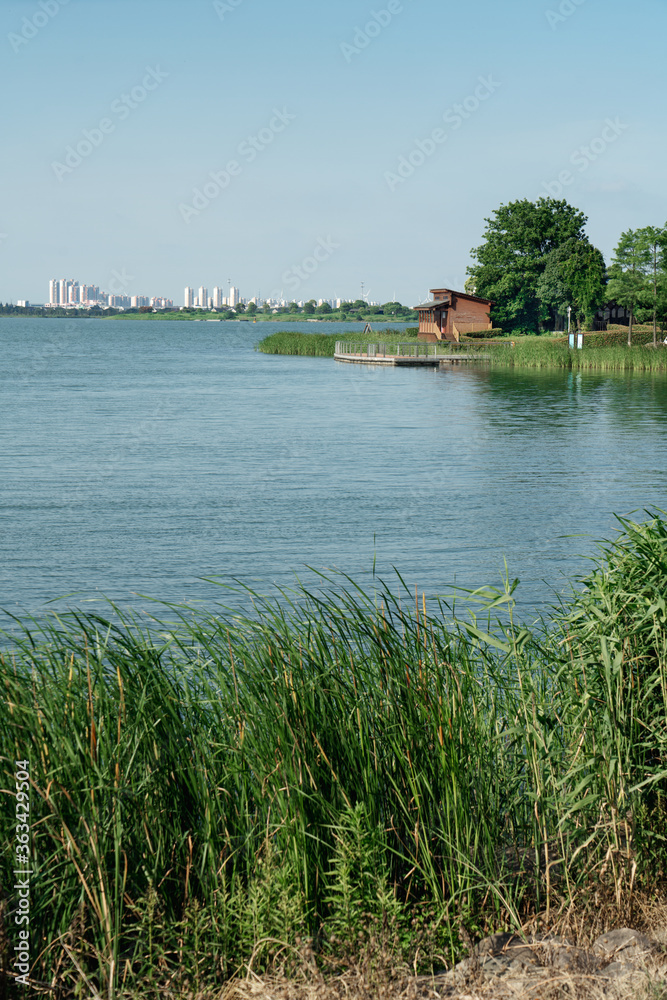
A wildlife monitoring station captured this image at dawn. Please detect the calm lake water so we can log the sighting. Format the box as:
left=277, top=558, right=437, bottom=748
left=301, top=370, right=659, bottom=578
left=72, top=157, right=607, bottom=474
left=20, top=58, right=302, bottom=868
left=2, top=317, right=667, bottom=623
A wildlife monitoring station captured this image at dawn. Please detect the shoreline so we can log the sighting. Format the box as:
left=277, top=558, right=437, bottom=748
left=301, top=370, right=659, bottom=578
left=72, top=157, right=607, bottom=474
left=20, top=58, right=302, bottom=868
left=0, top=311, right=419, bottom=323
left=258, top=330, right=667, bottom=371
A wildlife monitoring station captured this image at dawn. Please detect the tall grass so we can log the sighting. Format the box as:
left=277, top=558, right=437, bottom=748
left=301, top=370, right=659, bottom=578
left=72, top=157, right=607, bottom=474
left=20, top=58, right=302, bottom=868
left=2, top=514, right=667, bottom=995
left=491, top=337, right=667, bottom=370
left=256, top=328, right=419, bottom=356
left=258, top=331, right=667, bottom=370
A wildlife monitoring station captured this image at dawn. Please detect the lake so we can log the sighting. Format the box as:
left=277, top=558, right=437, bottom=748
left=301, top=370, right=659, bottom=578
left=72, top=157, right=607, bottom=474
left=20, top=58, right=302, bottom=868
left=1, top=317, right=666, bottom=622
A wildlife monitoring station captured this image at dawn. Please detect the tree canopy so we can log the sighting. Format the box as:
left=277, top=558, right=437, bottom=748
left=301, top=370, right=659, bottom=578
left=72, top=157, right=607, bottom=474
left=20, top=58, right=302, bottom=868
left=607, top=228, right=654, bottom=345
left=467, top=198, right=603, bottom=333
left=536, top=238, right=606, bottom=329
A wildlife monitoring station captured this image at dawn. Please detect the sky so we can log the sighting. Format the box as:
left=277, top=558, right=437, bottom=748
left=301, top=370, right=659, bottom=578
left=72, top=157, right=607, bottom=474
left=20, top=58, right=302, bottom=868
left=1, top=0, right=666, bottom=307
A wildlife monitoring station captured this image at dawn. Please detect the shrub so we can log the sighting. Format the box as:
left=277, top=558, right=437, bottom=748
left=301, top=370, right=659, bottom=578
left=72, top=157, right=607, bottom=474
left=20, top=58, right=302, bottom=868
left=462, top=328, right=504, bottom=339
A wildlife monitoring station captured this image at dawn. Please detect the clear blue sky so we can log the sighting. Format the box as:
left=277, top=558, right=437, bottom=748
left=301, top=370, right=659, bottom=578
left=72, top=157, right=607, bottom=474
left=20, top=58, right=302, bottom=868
left=2, top=0, right=666, bottom=306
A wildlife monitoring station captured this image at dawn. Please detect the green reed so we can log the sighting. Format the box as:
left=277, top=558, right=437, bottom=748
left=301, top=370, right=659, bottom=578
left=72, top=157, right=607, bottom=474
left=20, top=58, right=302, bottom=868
left=256, top=329, right=418, bottom=357
left=2, top=514, right=667, bottom=996
left=491, top=337, right=667, bottom=370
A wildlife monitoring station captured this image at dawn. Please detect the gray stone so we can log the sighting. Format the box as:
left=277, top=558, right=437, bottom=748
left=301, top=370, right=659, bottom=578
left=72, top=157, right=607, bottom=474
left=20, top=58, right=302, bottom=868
left=593, top=928, right=658, bottom=961
left=600, top=960, right=641, bottom=980
left=436, top=926, right=665, bottom=996
left=474, top=932, right=516, bottom=957
left=548, top=944, right=602, bottom=973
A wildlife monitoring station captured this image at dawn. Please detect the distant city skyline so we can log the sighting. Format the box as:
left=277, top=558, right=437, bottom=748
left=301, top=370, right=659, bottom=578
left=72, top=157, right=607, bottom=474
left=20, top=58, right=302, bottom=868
left=44, top=277, right=173, bottom=310
left=1, top=0, right=666, bottom=306
left=10, top=277, right=389, bottom=311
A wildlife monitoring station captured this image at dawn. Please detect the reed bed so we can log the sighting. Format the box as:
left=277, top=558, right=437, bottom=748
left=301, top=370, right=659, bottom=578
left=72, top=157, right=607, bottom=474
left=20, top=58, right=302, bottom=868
left=2, top=513, right=667, bottom=997
left=491, top=338, right=667, bottom=370
left=256, top=329, right=418, bottom=357
left=259, top=331, right=667, bottom=370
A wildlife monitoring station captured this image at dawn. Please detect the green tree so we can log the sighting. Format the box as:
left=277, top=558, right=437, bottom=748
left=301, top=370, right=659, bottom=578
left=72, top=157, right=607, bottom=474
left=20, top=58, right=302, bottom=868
left=656, top=273, right=667, bottom=337
left=288, top=301, right=300, bottom=313
left=303, top=300, right=316, bottom=314
left=245, top=301, right=257, bottom=316
left=467, top=198, right=591, bottom=334
left=316, top=301, right=332, bottom=315
left=635, top=226, right=667, bottom=345
left=536, top=238, right=606, bottom=330
left=607, top=229, right=652, bottom=346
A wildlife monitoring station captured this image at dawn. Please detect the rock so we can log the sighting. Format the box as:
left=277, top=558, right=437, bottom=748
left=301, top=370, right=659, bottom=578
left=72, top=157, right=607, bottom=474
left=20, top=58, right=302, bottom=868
left=435, top=927, right=665, bottom=996
left=600, top=960, right=641, bottom=980
left=593, top=928, right=659, bottom=961
left=548, top=943, right=602, bottom=973
left=474, top=932, right=516, bottom=957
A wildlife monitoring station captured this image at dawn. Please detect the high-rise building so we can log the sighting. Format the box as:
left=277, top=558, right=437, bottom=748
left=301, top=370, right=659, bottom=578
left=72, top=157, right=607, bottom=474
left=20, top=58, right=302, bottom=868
left=229, top=286, right=240, bottom=308
left=213, top=287, right=224, bottom=308
left=184, top=287, right=194, bottom=308
left=198, top=287, right=208, bottom=310
left=107, top=294, right=131, bottom=309
left=49, top=279, right=58, bottom=305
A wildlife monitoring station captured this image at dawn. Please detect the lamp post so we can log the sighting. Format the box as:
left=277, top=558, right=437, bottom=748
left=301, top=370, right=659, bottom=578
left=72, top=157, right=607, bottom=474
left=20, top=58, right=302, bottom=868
left=567, top=305, right=572, bottom=335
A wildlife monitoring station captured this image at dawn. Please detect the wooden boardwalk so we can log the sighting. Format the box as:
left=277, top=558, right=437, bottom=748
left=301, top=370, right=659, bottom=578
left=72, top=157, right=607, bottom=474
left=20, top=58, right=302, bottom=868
left=334, top=342, right=490, bottom=366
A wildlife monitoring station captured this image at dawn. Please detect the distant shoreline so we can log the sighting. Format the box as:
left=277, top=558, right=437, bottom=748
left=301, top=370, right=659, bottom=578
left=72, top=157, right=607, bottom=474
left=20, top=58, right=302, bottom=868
left=0, top=311, right=418, bottom=323
left=107, top=312, right=419, bottom=323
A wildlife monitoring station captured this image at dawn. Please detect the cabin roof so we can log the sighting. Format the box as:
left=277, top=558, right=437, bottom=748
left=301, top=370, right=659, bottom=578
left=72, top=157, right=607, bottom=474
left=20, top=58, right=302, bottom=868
left=430, top=287, right=493, bottom=306
left=415, top=298, right=449, bottom=310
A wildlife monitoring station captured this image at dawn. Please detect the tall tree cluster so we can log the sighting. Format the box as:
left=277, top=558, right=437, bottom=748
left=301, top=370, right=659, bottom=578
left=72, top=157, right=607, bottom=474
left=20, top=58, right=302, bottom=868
left=607, top=227, right=667, bottom=345
left=466, top=198, right=667, bottom=339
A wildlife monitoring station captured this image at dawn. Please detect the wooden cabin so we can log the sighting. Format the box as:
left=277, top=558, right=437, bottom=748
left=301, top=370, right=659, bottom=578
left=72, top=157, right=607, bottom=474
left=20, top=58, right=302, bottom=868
left=415, top=287, right=493, bottom=342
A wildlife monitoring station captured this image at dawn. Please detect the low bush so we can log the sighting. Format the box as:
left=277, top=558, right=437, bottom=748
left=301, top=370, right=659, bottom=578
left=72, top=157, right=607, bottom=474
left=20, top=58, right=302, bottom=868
left=583, top=330, right=658, bottom=348
left=462, top=328, right=505, bottom=339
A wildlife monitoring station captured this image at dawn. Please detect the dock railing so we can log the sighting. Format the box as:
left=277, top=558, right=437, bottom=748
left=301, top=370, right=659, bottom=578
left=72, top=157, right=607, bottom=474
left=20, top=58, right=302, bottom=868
left=334, top=341, right=511, bottom=357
